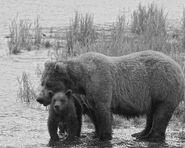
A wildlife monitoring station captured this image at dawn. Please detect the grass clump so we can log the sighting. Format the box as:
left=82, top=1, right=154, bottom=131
left=182, top=8, right=185, bottom=50
left=33, top=16, right=42, bottom=49
left=8, top=16, right=42, bottom=54
left=17, top=72, right=37, bottom=104
left=44, top=40, right=52, bottom=48
left=66, top=12, right=97, bottom=56
left=72, top=13, right=128, bottom=56
left=131, top=3, right=167, bottom=52
left=63, top=3, right=168, bottom=57
left=8, top=18, right=32, bottom=54
left=131, top=3, right=166, bottom=35
left=106, top=14, right=127, bottom=55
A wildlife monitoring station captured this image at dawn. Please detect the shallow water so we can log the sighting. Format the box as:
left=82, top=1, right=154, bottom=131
left=0, top=0, right=185, bottom=147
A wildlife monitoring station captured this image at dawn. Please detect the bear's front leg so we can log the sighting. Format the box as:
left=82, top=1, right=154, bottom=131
left=66, top=115, right=80, bottom=140
left=94, top=103, right=112, bottom=141
left=47, top=115, right=60, bottom=146
left=87, top=109, right=99, bottom=138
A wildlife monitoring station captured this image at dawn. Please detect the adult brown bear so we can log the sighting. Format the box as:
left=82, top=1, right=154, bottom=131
left=37, top=50, right=185, bottom=142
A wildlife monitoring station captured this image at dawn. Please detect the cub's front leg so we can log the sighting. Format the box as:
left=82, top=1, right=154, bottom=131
left=47, top=110, right=60, bottom=146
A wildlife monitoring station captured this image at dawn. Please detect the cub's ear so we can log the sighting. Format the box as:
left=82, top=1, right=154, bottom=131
left=65, top=89, right=72, bottom=98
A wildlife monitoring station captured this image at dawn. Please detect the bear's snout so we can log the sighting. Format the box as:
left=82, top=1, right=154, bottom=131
left=54, top=104, right=60, bottom=110
left=36, top=97, right=48, bottom=106
left=54, top=104, right=60, bottom=112
left=36, top=97, right=44, bottom=104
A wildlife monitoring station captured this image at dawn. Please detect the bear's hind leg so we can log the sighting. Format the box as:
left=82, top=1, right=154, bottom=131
left=138, top=103, right=175, bottom=142
left=94, top=103, right=112, bottom=141
left=132, top=109, right=153, bottom=138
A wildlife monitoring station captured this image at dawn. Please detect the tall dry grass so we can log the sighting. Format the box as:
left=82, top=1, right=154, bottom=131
left=182, top=8, right=185, bottom=50
left=8, top=17, right=32, bottom=54
left=131, top=3, right=167, bottom=52
left=71, top=14, right=129, bottom=56
left=65, top=12, right=97, bottom=56
left=17, top=72, right=37, bottom=104
left=62, top=3, right=169, bottom=57
left=33, top=16, right=42, bottom=49
left=8, top=16, right=42, bottom=54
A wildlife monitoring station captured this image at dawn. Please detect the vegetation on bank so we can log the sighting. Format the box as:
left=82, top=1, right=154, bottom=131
left=66, top=12, right=97, bottom=56
left=8, top=16, right=42, bottom=54
left=183, top=9, right=185, bottom=50
left=17, top=72, right=37, bottom=104
left=15, top=3, right=185, bottom=123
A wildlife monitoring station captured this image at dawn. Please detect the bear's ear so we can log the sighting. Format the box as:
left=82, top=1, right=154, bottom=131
left=54, top=62, right=60, bottom=73
left=44, top=61, right=55, bottom=69
left=65, top=89, right=72, bottom=98
left=54, top=62, right=67, bottom=74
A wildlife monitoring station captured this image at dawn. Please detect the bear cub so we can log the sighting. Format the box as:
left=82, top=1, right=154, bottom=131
left=48, top=90, right=82, bottom=145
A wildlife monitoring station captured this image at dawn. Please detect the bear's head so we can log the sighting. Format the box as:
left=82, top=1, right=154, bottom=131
left=52, top=90, right=72, bottom=114
left=36, top=86, right=54, bottom=106
left=36, top=61, right=73, bottom=106
left=36, top=60, right=84, bottom=106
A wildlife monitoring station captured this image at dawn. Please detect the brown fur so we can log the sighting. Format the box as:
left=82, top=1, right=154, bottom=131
left=39, top=50, right=185, bottom=142
left=48, top=90, right=82, bottom=145
left=37, top=91, right=98, bottom=139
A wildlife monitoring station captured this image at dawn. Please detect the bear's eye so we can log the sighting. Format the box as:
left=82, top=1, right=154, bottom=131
left=41, top=81, right=44, bottom=86
left=46, top=82, right=52, bottom=88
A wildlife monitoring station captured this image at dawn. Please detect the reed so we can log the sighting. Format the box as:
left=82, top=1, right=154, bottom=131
left=182, top=8, right=185, bottom=50
left=33, top=16, right=42, bottom=49
left=131, top=3, right=167, bottom=52
left=8, top=16, right=42, bottom=54
left=65, top=12, right=97, bottom=56
left=17, top=72, right=37, bottom=104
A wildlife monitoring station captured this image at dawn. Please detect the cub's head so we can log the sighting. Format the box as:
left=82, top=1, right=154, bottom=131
left=52, top=90, right=72, bottom=114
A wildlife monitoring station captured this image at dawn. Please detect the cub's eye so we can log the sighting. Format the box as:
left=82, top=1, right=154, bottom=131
left=48, top=91, right=54, bottom=98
